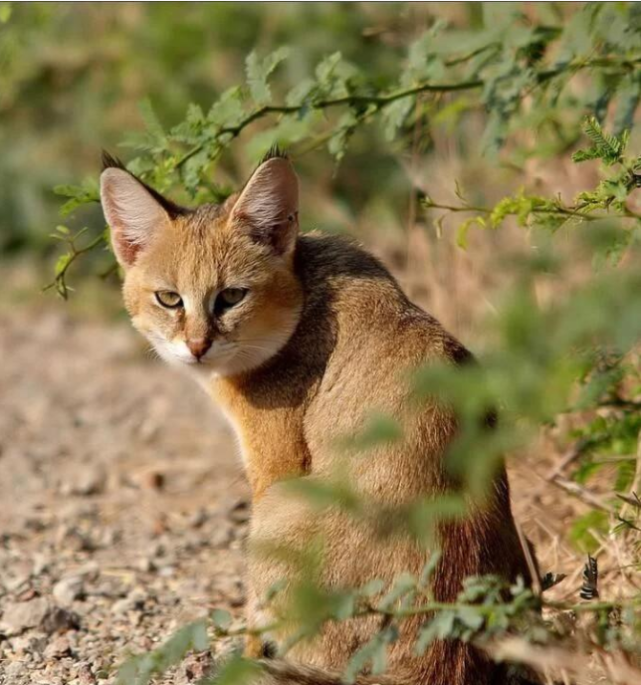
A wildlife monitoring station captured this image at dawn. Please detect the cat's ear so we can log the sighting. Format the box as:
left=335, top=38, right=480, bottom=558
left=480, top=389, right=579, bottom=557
left=100, top=165, right=173, bottom=267
left=230, top=155, right=299, bottom=256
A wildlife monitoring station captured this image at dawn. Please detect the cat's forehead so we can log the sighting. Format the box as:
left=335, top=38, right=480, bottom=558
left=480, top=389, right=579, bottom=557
left=140, top=201, right=267, bottom=289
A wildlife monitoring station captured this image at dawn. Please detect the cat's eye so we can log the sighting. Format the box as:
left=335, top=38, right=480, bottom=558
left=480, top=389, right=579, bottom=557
left=215, top=287, right=247, bottom=313
left=155, top=291, right=183, bottom=309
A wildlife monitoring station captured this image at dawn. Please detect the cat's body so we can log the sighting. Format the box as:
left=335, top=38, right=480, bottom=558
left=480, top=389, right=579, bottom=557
left=100, top=151, right=535, bottom=685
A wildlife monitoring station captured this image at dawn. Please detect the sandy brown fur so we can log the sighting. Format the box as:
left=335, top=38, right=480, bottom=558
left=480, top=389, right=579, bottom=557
left=100, top=156, right=536, bottom=685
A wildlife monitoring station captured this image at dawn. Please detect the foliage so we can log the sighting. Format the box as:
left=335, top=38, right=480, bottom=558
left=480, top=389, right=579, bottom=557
left=15, top=2, right=641, bottom=682
left=42, top=2, right=641, bottom=295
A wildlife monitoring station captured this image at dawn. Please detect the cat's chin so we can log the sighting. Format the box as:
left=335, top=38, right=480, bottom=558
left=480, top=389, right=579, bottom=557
left=151, top=341, right=273, bottom=379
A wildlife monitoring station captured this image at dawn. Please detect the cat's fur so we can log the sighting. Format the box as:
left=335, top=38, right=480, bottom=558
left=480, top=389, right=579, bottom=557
left=100, top=151, right=536, bottom=685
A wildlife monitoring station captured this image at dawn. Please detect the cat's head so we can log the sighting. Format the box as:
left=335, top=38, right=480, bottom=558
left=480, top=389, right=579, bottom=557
left=99, top=151, right=303, bottom=377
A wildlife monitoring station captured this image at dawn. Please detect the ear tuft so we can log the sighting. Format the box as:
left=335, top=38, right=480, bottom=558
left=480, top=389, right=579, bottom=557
left=230, top=157, right=299, bottom=256
left=260, top=144, right=288, bottom=164
left=101, top=150, right=128, bottom=172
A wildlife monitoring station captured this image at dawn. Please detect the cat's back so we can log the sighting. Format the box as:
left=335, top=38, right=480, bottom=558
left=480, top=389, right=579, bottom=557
left=296, top=233, right=470, bottom=470
left=295, top=231, right=471, bottom=371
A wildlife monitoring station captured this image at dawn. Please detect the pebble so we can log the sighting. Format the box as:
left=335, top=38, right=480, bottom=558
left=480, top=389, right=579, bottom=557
left=41, top=606, right=80, bottom=634
left=44, top=636, right=72, bottom=659
left=60, top=467, right=106, bottom=497
left=53, top=576, right=84, bottom=605
left=110, top=587, right=147, bottom=615
left=110, top=598, right=132, bottom=616
left=77, top=663, right=97, bottom=685
left=0, top=598, right=49, bottom=636
left=5, top=660, right=26, bottom=678
left=10, top=634, right=48, bottom=655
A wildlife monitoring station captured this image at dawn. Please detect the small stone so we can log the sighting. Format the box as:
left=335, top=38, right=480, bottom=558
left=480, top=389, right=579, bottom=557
left=127, top=588, right=147, bottom=609
left=32, top=554, right=50, bottom=576
left=136, top=557, right=155, bottom=573
left=60, top=467, right=106, bottom=497
left=189, top=508, right=208, bottom=528
left=5, top=573, right=32, bottom=593
left=55, top=525, right=95, bottom=552
left=53, top=576, right=84, bottom=605
left=110, top=598, right=132, bottom=615
left=44, top=636, right=72, bottom=659
left=183, top=650, right=213, bottom=681
left=16, top=587, right=37, bottom=602
left=4, top=660, right=26, bottom=678
left=210, top=522, right=233, bottom=548
left=0, top=597, right=49, bottom=636
left=41, top=606, right=80, bottom=634
left=146, top=470, right=165, bottom=490
left=77, top=663, right=97, bottom=685
left=11, top=634, right=48, bottom=655
left=152, top=514, right=169, bottom=536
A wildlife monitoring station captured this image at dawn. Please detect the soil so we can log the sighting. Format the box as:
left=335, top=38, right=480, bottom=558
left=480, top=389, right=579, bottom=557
left=0, top=307, right=248, bottom=684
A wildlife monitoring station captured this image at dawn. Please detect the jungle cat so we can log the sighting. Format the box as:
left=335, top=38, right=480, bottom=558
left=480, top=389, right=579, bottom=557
left=100, top=149, right=536, bottom=685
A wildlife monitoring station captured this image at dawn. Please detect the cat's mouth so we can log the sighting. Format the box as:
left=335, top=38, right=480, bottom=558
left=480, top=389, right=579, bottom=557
left=164, top=339, right=241, bottom=374
left=148, top=332, right=292, bottom=377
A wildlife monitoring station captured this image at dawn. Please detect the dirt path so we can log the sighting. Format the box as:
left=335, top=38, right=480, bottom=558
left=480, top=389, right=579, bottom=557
left=0, top=308, right=249, bottom=684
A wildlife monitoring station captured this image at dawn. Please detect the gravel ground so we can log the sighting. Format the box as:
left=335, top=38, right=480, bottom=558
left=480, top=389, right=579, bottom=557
left=0, top=307, right=249, bottom=684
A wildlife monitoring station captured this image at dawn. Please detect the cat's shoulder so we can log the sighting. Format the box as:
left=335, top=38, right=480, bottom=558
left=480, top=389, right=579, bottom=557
left=294, top=230, right=395, bottom=286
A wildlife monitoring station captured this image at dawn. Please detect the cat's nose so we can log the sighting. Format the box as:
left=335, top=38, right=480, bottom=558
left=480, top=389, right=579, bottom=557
left=186, top=338, right=212, bottom=360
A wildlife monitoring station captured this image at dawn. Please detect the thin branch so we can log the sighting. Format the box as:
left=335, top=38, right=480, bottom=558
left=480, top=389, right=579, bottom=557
left=548, top=475, right=615, bottom=515
left=43, top=231, right=107, bottom=299
left=174, top=54, right=641, bottom=172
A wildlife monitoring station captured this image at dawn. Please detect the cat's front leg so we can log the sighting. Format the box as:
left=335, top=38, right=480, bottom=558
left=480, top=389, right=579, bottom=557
left=243, top=582, right=277, bottom=658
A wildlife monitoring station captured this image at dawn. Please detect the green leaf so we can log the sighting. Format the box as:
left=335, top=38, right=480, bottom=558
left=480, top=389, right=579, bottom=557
left=418, top=551, right=442, bottom=589
left=246, top=47, right=290, bottom=105
left=314, top=52, right=358, bottom=99
left=381, top=97, right=414, bottom=142
left=456, top=217, right=485, bottom=249
left=360, top=579, right=386, bottom=597
left=344, top=626, right=397, bottom=683
left=139, top=98, right=167, bottom=148
left=211, top=609, right=232, bottom=632
left=581, top=116, right=623, bottom=165
left=53, top=180, right=100, bottom=217
left=456, top=607, right=484, bottom=632
left=569, top=510, right=610, bottom=554
left=208, top=86, right=244, bottom=128
left=415, top=611, right=456, bottom=654
left=572, top=147, right=603, bottom=164
left=54, top=253, right=71, bottom=277
left=341, top=411, right=403, bottom=452
left=212, top=656, right=263, bottom=685
left=315, top=52, right=343, bottom=87
left=377, top=573, right=416, bottom=611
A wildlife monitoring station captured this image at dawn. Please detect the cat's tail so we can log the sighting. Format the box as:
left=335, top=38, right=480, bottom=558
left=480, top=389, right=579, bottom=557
left=256, top=659, right=401, bottom=685
left=256, top=659, right=544, bottom=685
